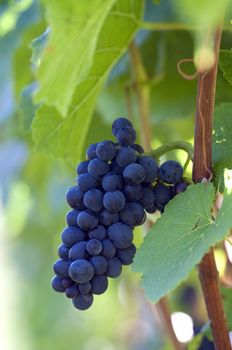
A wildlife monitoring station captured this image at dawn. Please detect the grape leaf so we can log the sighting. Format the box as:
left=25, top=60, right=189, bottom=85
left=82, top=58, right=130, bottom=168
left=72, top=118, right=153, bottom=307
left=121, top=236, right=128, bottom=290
left=221, top=287, right=232, bottom=329
left=219, top=50, right=232, bottom=85
left=35, top=0, right=116, bottom=117
left=32, top=0, right=144, bottom=164
left=133, top=183, right=232, bottom=303
left=213, top=103, right=232, bottom=170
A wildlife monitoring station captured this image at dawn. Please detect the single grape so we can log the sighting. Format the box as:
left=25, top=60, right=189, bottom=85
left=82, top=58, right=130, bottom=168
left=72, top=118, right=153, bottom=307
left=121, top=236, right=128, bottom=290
left=153, top=183, right=173, bottom=205
left=96, top=141, right=116, bottom=161
left=123, top=184, right=144, bottom=202
left=103, top=191, right=126, bottom=213
left=66, top=186, right=84, bottom=209
left=69, top=241, right=89, bottom=260
left=108, top=222, right=133, bottom=249
left=131, top=144, right=144, bottom=154
left=116, top=126, right=136, bottom=146
left=86, top=239, right=102, bottom=255
left=72, top=293, right=93, bottom=310
left=102, top=173, right=123, bottom=192
left=65, top=209, right=80, bottom=226
left=157, top=203, right=165, bottom=213
left=88, top=225, right=107, bottom=240
left=77, top=210, right=99, bottom=231
left=51, top=276, right=65, bottom=293
left=76, top=160, right=89, bottom=175
left=83, top=188, right=103, bottom=212
left=116, top=146, right=137, bottom=167
left=120, top=202, right=146, bottom=226
left=88, top=158, right=109, bottom=179
left=65, top=285, right=79, bottom=298
left=173, top=180, right=189, bottom=195
left=86, top=143, right=98, bottom=160
left=91, top=274, right=108, bottom=295
left=77, top=173, right=97, bottom=192
left=159, top=160, right=183, bottom=184
left=106, top=257, right=122, bottom=278
left=69, top=259, right=94, bottom=283
left=62, top=278, right=74, bottom=288
left=78, top=282, right=91, bottom=295
left=117, top=244, right=136, bottom=265
left=112, top=117, right=133, bottom=137
left=123, top=163, right=145, bottom=184
left=139, top=187, right=155, bottom=210
left=53, top=259, right=71, bottom=278
left=138, top=156, right=159, bottom=182
left=90, top=255, right=108, bottom=275
left=99, top=210, right=119, bottom=226
left=146, top=205, right=158, bottom=214
left=58, top=244, right=69, bottom=259
left=61, top=226, right=85, bottom=247
left=101, top=239, right=116, bottom=259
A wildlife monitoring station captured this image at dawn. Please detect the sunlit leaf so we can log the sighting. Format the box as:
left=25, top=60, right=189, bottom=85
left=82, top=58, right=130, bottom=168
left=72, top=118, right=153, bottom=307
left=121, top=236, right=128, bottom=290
left=35, top=0, right=116, bottom=116
left=32, top=0, right=144, bottom=164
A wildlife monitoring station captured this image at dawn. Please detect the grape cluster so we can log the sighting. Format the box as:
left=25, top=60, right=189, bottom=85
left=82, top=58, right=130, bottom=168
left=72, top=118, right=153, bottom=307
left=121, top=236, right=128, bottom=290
left=52, top=117, right=188, bottom=310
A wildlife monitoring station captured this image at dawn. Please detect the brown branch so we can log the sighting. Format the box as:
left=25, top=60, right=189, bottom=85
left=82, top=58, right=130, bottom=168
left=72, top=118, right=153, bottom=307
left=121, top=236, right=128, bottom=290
left=128, top=41, right=184, bottom=350
left=192, top=25, right=231, bottom=350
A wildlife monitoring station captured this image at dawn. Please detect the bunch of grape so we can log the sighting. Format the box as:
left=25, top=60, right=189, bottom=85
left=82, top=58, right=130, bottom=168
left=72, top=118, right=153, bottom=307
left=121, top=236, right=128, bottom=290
left=52, top=117, right=188, bottom=310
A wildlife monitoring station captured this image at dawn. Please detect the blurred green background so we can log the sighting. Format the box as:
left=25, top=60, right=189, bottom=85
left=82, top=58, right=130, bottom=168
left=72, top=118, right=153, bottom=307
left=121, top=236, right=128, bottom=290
left=0, top=1, right=231, bottom=349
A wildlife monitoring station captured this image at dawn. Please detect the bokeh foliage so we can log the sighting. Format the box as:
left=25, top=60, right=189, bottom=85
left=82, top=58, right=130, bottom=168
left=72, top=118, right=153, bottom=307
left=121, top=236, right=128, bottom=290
left=0, top=1, right=232, bottom=349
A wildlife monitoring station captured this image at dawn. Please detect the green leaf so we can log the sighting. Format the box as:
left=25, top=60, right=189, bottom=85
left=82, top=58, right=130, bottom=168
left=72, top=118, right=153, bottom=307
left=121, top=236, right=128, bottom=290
left=133, top=183, right=232, bottom=303
left=35, top=0, right=116, bottom=116
left=187, top=334, right=203, bottom=350
left=213, top=103, right=232, bottom=170
left=32, top=0, right=144, bottom=164
left=221, top=287, right=232, bottom=329
left=187, top=322, right=212, bottom=350
left=219, top=50, right=232, bottom=85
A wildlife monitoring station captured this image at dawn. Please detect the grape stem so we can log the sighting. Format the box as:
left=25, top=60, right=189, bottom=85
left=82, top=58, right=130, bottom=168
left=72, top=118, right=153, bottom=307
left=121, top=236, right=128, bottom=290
left=146, top=141, right=193, bottom=160
left=193, top=21, right=231, bottom=350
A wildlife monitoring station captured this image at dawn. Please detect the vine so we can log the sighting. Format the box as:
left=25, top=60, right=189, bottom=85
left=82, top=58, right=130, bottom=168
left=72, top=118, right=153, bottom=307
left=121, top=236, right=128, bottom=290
left=193, top=25, right=231, bottom=349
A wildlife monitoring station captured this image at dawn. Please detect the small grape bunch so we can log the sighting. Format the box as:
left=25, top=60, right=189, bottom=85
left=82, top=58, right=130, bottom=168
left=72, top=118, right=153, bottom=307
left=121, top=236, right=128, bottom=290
left=51, top=117, right=188, bottom=310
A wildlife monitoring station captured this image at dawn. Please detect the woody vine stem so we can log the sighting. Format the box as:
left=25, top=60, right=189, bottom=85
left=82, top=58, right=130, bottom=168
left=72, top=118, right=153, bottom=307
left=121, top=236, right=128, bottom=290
left=193, top=24, right=231, bottom=350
